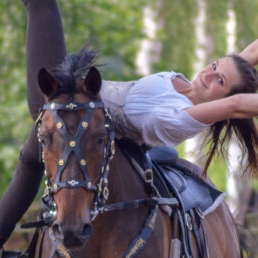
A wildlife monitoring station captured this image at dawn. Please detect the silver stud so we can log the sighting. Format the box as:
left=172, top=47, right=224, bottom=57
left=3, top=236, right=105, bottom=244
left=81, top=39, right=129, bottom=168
left=89, top=102, right=95, bottom=108
left=53, top=183, right=58, bottom=190
left=69, top=141, right=76, bottom=147
left=80, top=159, right=86, bottom=166
left=57, top=122, right=62, bottom=129
left=82, top=121, right=88, bottom=128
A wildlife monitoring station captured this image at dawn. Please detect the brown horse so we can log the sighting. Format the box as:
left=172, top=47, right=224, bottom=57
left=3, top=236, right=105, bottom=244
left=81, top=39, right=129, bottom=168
left=26, top=48, right=241, bottom=258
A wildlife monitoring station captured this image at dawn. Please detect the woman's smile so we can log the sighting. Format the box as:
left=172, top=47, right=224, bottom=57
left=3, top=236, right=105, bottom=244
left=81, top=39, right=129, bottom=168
left=200, top=73, right=208, bottom=88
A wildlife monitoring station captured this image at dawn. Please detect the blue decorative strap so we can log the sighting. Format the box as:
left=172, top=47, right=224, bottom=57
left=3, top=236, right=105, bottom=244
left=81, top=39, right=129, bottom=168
left=122, top=205, right=158, bottom=258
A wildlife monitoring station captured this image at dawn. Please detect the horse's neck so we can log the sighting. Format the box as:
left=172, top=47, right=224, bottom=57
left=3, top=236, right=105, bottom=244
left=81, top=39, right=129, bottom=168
left=107, top=145, right=147, bottom=202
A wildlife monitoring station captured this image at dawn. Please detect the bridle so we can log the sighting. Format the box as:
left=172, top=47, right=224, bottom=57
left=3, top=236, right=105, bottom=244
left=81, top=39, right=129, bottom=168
left=30, top=99, right=177, bottom=258
left=35, top=100, right=115, bottom=222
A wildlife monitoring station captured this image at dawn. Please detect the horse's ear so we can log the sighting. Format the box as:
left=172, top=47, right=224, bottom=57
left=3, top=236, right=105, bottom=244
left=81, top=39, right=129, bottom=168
left=84, top=67, right=102, bottom=96
left=38, top=68, right=59, bottom=98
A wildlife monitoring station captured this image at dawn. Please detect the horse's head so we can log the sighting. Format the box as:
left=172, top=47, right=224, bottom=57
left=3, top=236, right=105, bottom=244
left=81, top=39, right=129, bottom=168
left=35, top=50, right=114, bottom=249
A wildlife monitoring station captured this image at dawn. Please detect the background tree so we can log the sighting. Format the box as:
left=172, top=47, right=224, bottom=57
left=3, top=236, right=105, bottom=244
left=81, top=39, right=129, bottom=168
left=1, top=0, right=258, bottom=193
left=1, top=0, right=258, bottom=252
left=1, top=0, right=258, bottom=229
left=0, top=1, right=27, bottom=193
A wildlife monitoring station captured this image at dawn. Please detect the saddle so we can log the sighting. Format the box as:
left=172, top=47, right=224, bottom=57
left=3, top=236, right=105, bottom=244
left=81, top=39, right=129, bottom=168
left=116, top=138, right=225, bottom=258
left=147, top=146, right=225, bottom=216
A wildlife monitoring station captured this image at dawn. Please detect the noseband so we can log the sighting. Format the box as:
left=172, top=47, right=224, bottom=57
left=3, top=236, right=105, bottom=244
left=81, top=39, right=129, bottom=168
left=35, top=100, right=115, bottom=222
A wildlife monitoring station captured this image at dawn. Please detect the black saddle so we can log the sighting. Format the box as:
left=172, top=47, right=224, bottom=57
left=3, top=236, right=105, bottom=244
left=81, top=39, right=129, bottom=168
left=147, top=145, right=224, bottom=215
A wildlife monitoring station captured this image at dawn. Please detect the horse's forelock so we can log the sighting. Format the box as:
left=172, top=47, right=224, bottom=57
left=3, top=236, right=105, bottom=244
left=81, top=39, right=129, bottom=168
left=53, top=45, right=98, bottom=79
left=46, top=74, right=76, bottom=101
left=47, top=44, right=98, bottom=100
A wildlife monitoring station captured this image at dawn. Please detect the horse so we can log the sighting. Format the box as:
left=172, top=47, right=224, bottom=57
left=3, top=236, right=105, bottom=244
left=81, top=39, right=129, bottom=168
left=20, top=47, right=241, bottom=258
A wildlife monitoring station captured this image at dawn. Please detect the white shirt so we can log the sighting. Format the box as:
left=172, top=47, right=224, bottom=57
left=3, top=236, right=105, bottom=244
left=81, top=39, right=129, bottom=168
left=123, top=71, right=210, bottom=146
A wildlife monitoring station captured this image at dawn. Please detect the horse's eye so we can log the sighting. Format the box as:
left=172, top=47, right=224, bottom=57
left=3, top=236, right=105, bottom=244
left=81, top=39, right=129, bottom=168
left=38, top=135, right=46, bottom=146
left=97, top=135, right=106, bottom=145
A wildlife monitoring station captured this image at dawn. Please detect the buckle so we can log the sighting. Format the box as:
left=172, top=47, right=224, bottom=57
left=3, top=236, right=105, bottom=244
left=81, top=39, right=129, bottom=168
left=186, top=213, right=193, bottom=231
left=144, top=169, right=153, bottom=183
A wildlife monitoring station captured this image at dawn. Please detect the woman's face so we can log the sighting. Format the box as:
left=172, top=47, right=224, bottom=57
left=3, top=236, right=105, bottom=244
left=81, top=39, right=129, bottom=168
left=191, top=56, right=241, bottom=102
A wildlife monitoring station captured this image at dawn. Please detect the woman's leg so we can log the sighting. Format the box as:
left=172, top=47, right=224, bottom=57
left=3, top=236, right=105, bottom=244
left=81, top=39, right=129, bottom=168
left=25, top=0, right=67, bottom=119
left=0, top=0, right=67, bottom=247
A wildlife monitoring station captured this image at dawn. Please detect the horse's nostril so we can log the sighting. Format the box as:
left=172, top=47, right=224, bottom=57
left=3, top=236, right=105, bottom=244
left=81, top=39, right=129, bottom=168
left=80, top=224, right=93, bottom=239
left=52, top=223, right=63, bottom=239
left=52, top=222, right=92, bottom=242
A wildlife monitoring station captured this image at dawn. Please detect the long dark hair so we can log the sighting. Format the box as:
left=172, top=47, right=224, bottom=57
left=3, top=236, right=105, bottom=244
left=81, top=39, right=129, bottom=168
left=202, top=54, right=258, bottom=177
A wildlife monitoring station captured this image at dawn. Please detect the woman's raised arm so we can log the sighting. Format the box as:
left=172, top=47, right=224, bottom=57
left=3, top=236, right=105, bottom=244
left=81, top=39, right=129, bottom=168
left=239, top=39, right=258, bottom=66
left=184, top=93, right=258, bottom=125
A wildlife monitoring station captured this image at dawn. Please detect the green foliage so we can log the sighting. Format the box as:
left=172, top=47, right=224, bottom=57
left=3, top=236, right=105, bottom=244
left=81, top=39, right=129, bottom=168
left=59, top=0, right=146, bottom=80
left=204, top=0, right=229, bottom=62
left=0, top=2, right=30, bottom=195
left=233, top=0, right=258, bottom=50
left=153, top=0, right=198, bottom=78
left=1, top=0, right=258, bottom=198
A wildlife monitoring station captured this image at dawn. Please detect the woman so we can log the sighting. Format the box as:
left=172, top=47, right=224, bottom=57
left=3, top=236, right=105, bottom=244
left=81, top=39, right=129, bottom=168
left=0, top=0, right=258, bottom=248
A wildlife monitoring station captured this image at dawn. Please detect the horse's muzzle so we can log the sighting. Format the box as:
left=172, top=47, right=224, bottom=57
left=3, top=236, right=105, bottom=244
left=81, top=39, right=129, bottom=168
left=52, top=222, right=93, bottom=249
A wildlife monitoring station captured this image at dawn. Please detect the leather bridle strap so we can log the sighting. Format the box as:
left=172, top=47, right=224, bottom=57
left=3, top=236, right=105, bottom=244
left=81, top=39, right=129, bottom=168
left=122, top=205, right=159, bottom=258
left=103, top=197, right=178, bottom=212
left=34, top=100, right=115, bottom=223
left=42, top=101, right=105, bottom=193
